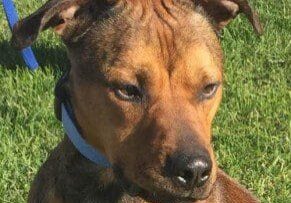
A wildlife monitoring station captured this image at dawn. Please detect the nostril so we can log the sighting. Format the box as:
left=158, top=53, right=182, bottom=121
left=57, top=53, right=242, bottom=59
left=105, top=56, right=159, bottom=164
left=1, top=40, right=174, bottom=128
left=165, top=152, right=212, bottom=188
left=193, top=158, right=212, bottom=187
left=175, top=169, right=195, bottom=186
left=196, top=165, right=211, bottom=187
left=201, top=170, right=210, bottom=181
left=183, top=169, right=194, bottom=182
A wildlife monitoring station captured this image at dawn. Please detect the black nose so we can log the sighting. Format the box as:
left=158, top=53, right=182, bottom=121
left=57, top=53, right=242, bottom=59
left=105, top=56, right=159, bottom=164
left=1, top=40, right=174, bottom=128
left=165, top=152, right=212, bottom=188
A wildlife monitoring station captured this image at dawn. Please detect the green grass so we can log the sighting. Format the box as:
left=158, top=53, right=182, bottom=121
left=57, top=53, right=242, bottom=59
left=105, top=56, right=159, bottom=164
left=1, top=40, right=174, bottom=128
left=0, top=0, right=290, bottom=202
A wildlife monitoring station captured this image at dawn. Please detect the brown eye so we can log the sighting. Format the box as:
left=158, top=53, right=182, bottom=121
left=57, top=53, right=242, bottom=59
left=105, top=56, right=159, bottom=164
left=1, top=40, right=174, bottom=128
left=114, top=84, right=142, bottom=102
left=201, top=83, right=219, bottom=99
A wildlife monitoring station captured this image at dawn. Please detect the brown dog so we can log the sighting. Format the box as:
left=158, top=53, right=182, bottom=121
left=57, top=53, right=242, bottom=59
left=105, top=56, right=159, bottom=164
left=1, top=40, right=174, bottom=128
left=11, top=0, right=262, bottom=202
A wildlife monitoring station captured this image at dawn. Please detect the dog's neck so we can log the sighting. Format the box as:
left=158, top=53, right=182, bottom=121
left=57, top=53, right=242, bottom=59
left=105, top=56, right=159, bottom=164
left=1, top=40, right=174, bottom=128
left=38, top=136, right=258, bottom=203
left=52, top=137, right=224, bottom=203
left=50, top=136, right=258, bottom=203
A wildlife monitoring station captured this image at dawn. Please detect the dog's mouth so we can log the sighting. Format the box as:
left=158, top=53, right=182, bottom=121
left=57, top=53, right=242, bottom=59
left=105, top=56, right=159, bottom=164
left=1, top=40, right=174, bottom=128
left=116, top=178, right=198, bottom=202
left=113, top=165, right=212, bottom=202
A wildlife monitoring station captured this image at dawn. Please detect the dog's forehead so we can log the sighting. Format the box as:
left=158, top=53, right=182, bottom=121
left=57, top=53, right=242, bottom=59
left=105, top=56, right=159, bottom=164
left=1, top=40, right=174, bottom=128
left=74, top=0, right=222, bottom=76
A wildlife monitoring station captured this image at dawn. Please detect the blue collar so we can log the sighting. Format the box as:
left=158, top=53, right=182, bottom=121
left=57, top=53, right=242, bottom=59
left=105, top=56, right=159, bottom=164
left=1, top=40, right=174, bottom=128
left=4, top=0, right=111, bottom=168
left=61, top=103, right=111, bottom=168
left=3, top=0, right=39, bottom=70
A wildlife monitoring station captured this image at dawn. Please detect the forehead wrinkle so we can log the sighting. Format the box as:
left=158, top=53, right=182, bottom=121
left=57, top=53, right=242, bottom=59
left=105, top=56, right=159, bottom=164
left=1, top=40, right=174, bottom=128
left=77, top=0, right=220, bottom=79
left=123, top=0, right=198, bottom=66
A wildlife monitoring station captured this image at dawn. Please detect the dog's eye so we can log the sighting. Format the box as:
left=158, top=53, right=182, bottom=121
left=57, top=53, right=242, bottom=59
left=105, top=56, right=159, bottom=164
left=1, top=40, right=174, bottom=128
left=201, top=83, right=219, bottom=99
left=114, top=85, right=142, bottom=102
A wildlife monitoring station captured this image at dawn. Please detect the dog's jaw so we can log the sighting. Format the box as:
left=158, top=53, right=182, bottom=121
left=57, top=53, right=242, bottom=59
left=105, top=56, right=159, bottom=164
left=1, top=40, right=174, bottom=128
left=113, top=163, right=217, bottom=202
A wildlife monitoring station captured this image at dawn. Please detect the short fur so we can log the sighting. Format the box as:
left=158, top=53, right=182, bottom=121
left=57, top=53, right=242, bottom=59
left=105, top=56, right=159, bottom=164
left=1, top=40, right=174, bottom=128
left=11, top=0, right=262, bottom=202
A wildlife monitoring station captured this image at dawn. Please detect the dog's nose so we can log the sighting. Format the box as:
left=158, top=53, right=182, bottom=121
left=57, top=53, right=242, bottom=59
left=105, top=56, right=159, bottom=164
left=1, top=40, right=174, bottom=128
left=165, top=152, right=212, bottom=188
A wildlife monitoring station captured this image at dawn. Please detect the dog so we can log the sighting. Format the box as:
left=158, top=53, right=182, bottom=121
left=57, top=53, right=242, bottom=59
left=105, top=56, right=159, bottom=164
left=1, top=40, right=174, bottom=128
left=11, top=0, right=263, bottom=202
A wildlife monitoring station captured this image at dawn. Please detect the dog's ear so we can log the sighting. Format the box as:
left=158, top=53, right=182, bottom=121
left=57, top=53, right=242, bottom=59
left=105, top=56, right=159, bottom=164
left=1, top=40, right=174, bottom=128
left=195, top=0, right=263, bottom=35
left=11, top=0, right=114, bottom=50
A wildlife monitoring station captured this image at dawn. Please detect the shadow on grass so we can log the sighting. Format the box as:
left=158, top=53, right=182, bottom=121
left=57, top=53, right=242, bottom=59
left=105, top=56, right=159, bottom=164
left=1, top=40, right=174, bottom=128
left=0, top=40, right=69, bottom=77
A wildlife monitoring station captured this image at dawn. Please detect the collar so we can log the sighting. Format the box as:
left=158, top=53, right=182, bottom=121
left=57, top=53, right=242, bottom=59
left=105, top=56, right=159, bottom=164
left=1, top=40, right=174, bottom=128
left=4, top=0, right=110, bottom=168
left=3, top=0, right=39, bottom=70
left=61, top=103, right=111, bottom=168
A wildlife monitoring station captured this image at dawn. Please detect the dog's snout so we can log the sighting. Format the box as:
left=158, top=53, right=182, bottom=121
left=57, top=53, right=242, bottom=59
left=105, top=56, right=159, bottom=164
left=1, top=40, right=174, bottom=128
left=165, top=151, right=212, bottom=189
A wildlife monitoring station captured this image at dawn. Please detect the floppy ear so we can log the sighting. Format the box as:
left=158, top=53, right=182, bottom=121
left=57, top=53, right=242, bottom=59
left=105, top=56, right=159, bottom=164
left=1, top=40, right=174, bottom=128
left=11, top=0, right=110, bottom=50
left=195, top=0, right=263, bottom=35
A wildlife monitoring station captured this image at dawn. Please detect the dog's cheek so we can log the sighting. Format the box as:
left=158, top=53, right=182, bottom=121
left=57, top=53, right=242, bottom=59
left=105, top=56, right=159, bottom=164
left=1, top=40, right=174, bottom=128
left=107, top=91, right=145, bottom=127
left=112, top=132, right=174, bottom=191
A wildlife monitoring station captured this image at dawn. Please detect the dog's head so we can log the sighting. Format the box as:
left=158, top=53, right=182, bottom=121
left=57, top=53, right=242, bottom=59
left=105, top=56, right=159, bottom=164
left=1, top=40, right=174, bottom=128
left=12, top=0, right=262, bottom=201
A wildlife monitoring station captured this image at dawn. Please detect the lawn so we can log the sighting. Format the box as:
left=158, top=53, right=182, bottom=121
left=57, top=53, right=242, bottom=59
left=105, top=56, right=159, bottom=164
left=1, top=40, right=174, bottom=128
left=0, top=0, right=290, bottom=202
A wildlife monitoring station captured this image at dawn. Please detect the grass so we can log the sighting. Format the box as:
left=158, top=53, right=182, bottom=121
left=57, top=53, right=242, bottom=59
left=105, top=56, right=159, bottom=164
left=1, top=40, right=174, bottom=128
left=0, top=0, right=290, bottom=202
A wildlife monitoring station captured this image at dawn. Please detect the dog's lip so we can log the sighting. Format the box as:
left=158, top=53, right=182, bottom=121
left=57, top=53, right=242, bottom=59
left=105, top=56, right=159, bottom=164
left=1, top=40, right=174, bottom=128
left=113, top=165, right=142, bottom=197
left=124, top=184, right=142, bottom=197
left=115, top=173, right=199, bottom=202
left=113, top=164, right=210, bottom=201
left=118, top=179, right=142, bottom=197
left=122, top=181, right=197, bottom=202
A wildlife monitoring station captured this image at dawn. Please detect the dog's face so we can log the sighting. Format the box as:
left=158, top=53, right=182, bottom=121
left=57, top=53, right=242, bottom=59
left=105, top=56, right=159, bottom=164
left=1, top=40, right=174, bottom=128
left=12, top=0, right=261, bottom=201
left=70, top=7, right=223, bottom=200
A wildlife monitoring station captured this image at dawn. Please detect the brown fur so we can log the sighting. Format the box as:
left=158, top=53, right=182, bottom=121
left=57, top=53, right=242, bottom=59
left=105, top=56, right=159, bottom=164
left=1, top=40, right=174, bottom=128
left=11, top=0, right=262, bottom=202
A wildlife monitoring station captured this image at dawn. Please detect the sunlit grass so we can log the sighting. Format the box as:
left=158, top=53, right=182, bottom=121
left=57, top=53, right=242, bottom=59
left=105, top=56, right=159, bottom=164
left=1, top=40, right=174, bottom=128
left=0, top=0, right=290, bottom=202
